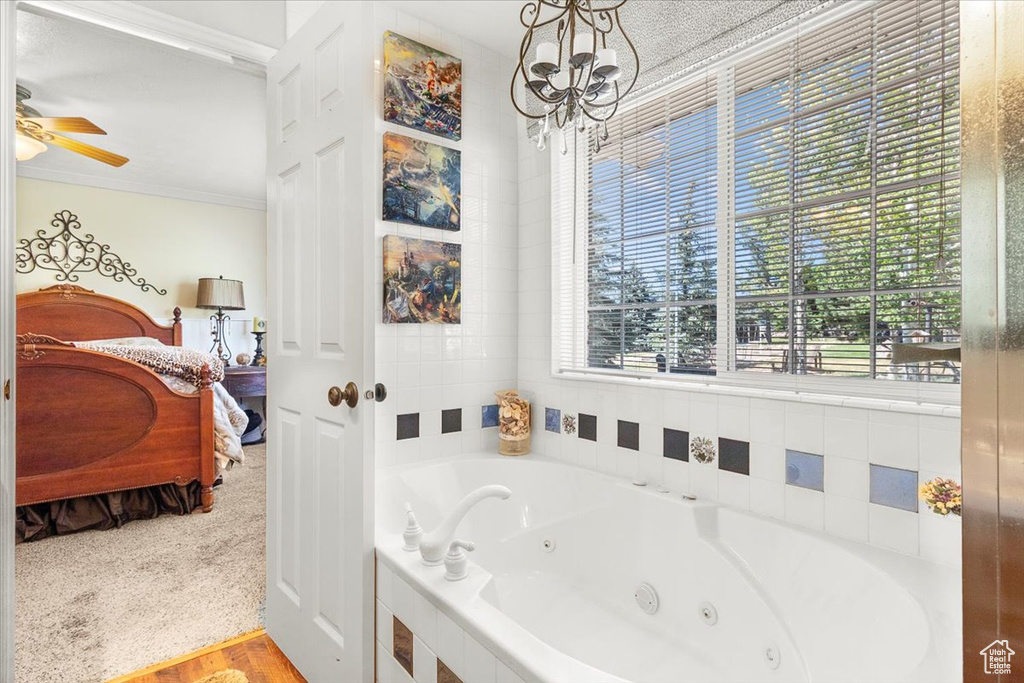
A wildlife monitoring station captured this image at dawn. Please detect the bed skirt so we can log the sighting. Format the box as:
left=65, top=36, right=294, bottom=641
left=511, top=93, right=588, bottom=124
left=15, top=481, right=203, bottom=543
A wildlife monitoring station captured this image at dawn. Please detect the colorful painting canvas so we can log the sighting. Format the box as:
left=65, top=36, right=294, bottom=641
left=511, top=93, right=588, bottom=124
left=383, top=31, right=461, bottom=140
left=383, top=235, right=461, bottom=324
left=382, top=132, right=461, bottom=230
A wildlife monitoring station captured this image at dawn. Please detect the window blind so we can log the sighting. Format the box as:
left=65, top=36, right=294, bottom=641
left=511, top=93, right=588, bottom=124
left=578, top=72, right=718, bottom=375
left=732, top=0, right=960, bottom=382
left=552, top=0, right=961, bottom=394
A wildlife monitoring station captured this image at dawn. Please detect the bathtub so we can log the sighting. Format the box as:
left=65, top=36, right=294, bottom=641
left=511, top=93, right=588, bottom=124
left=376, top=453, right=961, bottom=683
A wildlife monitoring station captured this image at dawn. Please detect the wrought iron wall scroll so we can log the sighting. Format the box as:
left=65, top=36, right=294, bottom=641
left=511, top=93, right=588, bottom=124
left=15, top=210, right=167, bottom=295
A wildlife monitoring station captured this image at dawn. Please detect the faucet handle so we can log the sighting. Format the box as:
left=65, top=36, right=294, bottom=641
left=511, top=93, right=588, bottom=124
left=444, top=539, right=474, bottom=581
left=402, top=502, right=423, bottom=552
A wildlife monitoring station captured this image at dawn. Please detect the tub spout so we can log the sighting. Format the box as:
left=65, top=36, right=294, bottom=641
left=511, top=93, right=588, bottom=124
left=419, top=485, right=511, bottom=565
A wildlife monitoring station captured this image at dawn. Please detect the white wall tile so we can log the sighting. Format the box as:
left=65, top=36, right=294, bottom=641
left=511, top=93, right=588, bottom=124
left=750, top=442, right=785, bottom=483
left=785, top=486, right=824, bottom=530
left=413, top=592, right=438, bottom=652
left=785, top=404, right=825, bottom=454
left=869, top=505, right=920, bottom=555
left=463, top=635, right=497, bottom=683
left=823, top=416, right=869, bottom=461
left=496, top=659, right=527, bottom=683
left=391, top=574, right=415, bottom=628
left=750, top=479, right=784, bottom=519
left=691, top=462, right=719, bottom=500
left=824, top=496, right=868, bottom=542
left=414, top=635, right=438, bottom=683
left=868, top=411, right=920, bottom=470
left=825, top=455, right=868, bottom=500
left=377, top=600, right=394, bottom=655
left=436, top=611, right=465, bottom=678
left=719, top=470, right=750, bottom=509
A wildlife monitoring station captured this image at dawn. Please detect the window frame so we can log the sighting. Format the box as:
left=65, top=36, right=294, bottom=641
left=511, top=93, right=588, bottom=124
left=550, top=0, right=961, bottom=408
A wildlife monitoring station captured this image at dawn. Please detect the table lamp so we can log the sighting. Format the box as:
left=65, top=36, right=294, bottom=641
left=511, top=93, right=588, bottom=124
left=196, top=276, right=245, bottom=365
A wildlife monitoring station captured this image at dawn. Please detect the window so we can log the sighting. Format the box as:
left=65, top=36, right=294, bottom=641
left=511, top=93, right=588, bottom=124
left=552, top=0, right=960, bottom=399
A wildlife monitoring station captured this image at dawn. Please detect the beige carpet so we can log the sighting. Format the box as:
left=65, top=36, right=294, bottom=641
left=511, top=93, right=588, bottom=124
left=15, top=444, right=266, bottom=683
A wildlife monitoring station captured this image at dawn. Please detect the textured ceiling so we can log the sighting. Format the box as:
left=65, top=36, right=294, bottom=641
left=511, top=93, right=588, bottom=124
left=15, top=9, right=266, bottom=208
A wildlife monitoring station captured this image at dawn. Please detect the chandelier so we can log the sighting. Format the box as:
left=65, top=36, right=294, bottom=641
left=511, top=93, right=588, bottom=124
left=510, top=0, right=639, bottom=153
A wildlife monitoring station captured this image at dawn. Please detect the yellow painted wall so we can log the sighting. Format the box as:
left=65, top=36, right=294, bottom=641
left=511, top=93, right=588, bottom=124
left=15, top=178, right=267, bottom=322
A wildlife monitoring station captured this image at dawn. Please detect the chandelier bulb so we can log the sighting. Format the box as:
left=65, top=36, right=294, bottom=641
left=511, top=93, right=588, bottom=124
left=560, top=130, right=568, bottom=156
left=537, top=134, right=546, bottom=152
left=576, top=113, right=585, bottom=132
left=543, top=112, right=550, bottom=136
left=602, top=121, right=609, bottom=141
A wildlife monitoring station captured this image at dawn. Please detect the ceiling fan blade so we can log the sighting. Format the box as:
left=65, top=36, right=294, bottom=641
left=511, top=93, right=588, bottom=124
left=22, top=117, right=107, bottom=135
left=46, top=133, right=128, bottom=167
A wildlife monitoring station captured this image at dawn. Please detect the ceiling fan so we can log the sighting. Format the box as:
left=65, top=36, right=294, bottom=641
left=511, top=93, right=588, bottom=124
left=15, top=84, right=129, bottom=167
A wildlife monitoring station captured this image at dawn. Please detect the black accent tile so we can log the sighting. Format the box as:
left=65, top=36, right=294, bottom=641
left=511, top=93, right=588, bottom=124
left=719, top=437, right=750, bottom=475
left=663, top=428, right=689, bottom=461
left=617, top=420, right=639, bottom=450
left=396, top=413, right=419, bottom=440
left=441, top=408, right=462, bottom=434
left=579, top=413, right=597, bottom=441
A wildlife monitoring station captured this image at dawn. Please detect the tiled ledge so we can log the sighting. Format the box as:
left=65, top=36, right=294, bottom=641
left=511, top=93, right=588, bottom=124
left=551, top=370, right=962, bottom=419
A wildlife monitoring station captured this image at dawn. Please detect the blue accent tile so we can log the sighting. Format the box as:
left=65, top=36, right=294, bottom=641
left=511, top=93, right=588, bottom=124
left=786, top=450, right=824, bottom=491
left=545, top=407, right=561, bottom=433
left=870, top=464, right=919, bottom=512
left=481, top=404, right=499, bottom=428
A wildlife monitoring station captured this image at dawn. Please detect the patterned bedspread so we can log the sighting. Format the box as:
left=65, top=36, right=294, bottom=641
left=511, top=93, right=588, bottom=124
left=73, top=340, right=248, bottom=471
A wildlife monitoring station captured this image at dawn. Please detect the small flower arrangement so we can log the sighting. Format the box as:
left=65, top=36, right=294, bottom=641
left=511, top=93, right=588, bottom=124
left=691, top=436, right=716, bottom=464
left=920, top=477, right=962, bottom=516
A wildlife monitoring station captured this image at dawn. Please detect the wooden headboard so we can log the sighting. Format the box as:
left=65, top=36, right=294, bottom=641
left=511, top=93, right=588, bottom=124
left=16, top=285, right=182, bottom=345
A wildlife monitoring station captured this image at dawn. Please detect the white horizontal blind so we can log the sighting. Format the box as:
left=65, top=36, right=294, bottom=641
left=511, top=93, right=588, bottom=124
left=732, top=0, right=960, bottom=382
left=575, top=71, right=718, bottom=375
left=553, top=0, right=961, bottom=394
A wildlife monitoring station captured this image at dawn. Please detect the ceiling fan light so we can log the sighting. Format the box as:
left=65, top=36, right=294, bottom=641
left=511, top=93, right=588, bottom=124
left=15, top=132, right=46, bottom=161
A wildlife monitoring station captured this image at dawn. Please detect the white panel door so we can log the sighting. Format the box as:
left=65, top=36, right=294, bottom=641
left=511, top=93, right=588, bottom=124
left=0, top=3, right=15, bottom=679
left=266, top=2, right=375, bottom=681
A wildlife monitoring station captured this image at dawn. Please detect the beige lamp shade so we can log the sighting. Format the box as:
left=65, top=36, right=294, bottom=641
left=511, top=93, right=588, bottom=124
left=196, top=276, right=245, bottom=310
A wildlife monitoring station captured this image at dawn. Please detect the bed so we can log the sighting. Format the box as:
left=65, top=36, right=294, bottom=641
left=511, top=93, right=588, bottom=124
left=15, top=284, right=222, bottom=542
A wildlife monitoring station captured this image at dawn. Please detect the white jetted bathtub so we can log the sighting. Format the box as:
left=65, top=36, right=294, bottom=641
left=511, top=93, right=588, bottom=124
left=376, top=454, right=961, bottom=683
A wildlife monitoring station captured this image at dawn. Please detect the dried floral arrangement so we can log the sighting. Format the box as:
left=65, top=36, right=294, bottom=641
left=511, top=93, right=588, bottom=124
left=690, top=436, right=716, bottom=464
left=920, top=477, right=961, bottom=516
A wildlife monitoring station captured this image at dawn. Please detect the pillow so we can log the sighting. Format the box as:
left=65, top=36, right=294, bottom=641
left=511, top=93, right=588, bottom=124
left=82, top=336, right=166, bottom=347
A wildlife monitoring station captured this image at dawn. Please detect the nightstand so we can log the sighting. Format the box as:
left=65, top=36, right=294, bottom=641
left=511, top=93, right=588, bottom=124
left=222, top=366, right=267, bottom=437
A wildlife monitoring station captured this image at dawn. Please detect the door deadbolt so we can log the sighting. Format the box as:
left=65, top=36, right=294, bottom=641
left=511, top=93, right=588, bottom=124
left=327, top=382, right=359, bottom=408
left=364, top=383, right=388, bottom=402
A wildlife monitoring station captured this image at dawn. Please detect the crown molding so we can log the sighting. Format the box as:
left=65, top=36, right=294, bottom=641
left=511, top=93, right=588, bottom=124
left=17, top=165, right=267, bottom=212
left=17, top=0, right=274, bottom=71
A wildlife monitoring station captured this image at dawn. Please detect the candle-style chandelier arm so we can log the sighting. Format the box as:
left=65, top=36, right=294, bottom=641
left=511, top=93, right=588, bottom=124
left=510, top=0, right=639, bottom=139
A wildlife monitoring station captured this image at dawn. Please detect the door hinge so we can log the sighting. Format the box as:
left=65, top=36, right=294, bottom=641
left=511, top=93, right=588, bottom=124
left=3, top=379, right=9, bottom=401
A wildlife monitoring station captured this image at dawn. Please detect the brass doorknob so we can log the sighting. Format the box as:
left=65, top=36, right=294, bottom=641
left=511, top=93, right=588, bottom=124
left=327, top=382, right=359, bottom=408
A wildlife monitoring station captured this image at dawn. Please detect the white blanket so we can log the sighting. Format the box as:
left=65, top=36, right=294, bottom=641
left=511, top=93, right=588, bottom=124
left=157, top=374, right=249, bottom=471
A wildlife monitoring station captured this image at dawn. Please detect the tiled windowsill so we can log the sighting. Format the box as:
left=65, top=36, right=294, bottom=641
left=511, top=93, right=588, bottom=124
left=551, top=371, right=962, bottom=419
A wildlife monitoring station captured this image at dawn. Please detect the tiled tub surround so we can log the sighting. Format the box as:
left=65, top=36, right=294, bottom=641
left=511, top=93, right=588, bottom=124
left=517, top=136, right=962, bottom=564
left=373, top=5, right=519, bottom=469
left=376, top=454, right=961, bottom=683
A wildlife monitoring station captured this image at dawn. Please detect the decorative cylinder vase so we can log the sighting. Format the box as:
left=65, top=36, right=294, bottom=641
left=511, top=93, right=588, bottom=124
left=495, top=390, right=531, bottom=456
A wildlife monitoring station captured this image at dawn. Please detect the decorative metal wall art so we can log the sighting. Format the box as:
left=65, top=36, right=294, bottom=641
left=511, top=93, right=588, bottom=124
left=15, top=210, right=167, bottom=295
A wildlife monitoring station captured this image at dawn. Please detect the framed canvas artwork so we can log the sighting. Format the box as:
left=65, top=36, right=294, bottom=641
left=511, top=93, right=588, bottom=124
left=382, top=132, right=461, bottom=230
left=383, top=234, right=461, bottom=324
left=383, top=31, right=462, bottom=140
